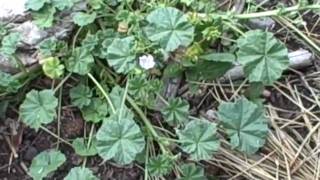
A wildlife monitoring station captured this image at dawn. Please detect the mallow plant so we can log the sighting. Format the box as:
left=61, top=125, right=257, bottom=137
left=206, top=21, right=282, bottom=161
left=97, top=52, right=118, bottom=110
left=1, top=0, right=319, bottom=179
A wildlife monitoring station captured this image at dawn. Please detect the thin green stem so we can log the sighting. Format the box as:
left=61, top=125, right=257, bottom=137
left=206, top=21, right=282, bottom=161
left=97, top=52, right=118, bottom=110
left=87, top=73, right=116, bottom=113
left=56, top=86, right=63, bottom=149
left=126, top=95, right=167, bottom=154
left=54, top=73, right=72, bottom=93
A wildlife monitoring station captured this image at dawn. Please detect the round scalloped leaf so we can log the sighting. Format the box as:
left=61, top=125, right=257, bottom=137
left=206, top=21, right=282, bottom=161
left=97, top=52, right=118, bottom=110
left=96, top=114, right=145, bottom=165
left=106, top=36, right=136, bottom=74
left=236, top=30, right=289, bottom=85
left=66, top=47, right=94, bottom=75
left=217, top=97, right=268, bottom=154
left=25, top=0, right=49, bottom=11
left=29, top=150, right=66, bottom=180
left=73, top=12, right=97, bottom=26
left=162, top=98, right=189, bottom=127
left=145, top=7, right=195, bottom=52
left=179, top=163, right=206, bottom=180
left=41, top=57, right=65, bottom=79
left=81, top=98, right=108, bottom=123
left=0, top=32, right=21, bottom=58
left=64, top=167, right=98, bottom=180
left=69, top=84, right=92, bottom=108
left=20, top=89, right=58, bottom=130
left=176, top=119, right=220, bottom=161
left=147, top=154, right=174, bottom=177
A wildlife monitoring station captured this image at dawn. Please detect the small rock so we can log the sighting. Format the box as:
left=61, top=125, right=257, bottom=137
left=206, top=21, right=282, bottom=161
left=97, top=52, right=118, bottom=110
left=247, top=17, right=275, bottom=30
left=0, top=52, right=37, bottom=73
left=206, top=109, right=217, bottom=120
left=14, top=21, right=48, bottom=46
left=0, top=0, right=27, bottom=21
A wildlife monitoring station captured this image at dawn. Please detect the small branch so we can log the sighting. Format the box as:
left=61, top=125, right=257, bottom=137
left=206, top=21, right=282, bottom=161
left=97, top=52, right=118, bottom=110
left=222, top=49, right=314, bottom=81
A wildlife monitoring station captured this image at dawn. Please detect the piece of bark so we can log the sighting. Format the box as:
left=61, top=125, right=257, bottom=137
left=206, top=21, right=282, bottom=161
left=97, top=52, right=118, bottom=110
left=222, top=49, right=313, bottom=81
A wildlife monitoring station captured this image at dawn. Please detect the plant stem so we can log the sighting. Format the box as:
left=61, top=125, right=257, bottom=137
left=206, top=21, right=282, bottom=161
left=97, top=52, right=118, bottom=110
left=126, top=95, right=167, bottom=154
left=194, top=4, right=320, bottom=19
left=54, top=73, right=72, bottom=93
left=87, top=73, right=116, bottom=113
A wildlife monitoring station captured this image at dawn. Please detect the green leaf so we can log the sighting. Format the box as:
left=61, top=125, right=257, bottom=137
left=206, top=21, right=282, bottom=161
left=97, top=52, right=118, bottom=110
left=88, top=0, right=103, bottom=9
left=81, top=98, right=108, bottom=123
left=29, top=150, right=66, bottom=180
left=0, top=71, right=21, bottom=93
left=69, top=84, right=92, bottom=108
left=106, top=36, right=136, bottom=74
left=25, top=0, right=49, bottom=11
left=32, top=5, right=56, bottom=28
left=66, top=47, right=94, bottom=75
left=72, top=138, right=97, bottom=156
left=162, top=98, right=189, bottom=127
left=176, top=119, right=220, bottom=161
left=81, top=33, right=99, bottom=52
left=0, top=32, right=21, bottom=58
left=73, top=12, right=97, bottom=26
left=52, top=0, right=78, bottom=10
left=236, top=30, right=289, bottom=85
left=186, top=53, right=235, bottom=81
left=41, top=57, right=65, bottom=79
left=20, top=90, right=58, bottom=130
left=96, top=114, right=145, bottom=165
left=64, top=167, right=98, bottom=180
left=147, top=154, right=174, bottom=177
left=38, top=37, right=58, bottom=57
left=145, top=7, right=195, bottom=52
left=179, top=163, right=206, bottom=180
left=128, top=76, right=163, bottom=108
left=217, top=97, right=268, bottom=154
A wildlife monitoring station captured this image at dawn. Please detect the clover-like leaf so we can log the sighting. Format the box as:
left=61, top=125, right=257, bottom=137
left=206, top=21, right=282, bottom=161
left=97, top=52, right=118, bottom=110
left=176, top=119, right=220, bottom=161
left=81, top=98, right=108, bottom=123
left=0, top=71, right=21, bottom=93
left=41, top=57, right=65, bottom=79
left=96, top=113, right=145, bottom=165
left=0, top=32, right=21, bottom=58
left=162, top=98, right=189, bottom=127
left=25, top=0, right=49, bottom=11
left=29, top=150, right=66, bottom=180
left=73, top=12, right=97, bottom=26
left=145, top=7, right=195, bottom=52
left=217, top=97, right=268, bottom=154
left=147, top=154, right=174, bottom=177
left=106, top=36, right=136, bottom=74
left=72, top=138, right=97, bottom=156
left=70, top=84, right=92, bottom=108
left=66, top=47, right=94, bottom=75
left=64, top=167, right=98, bottom=180
left=236, top=30, right=289, bottom=85
left=179, top=163, right=206, bottom=180
left=20, top=90, right=58, bottom=130
left=32, top=5, right=56, bottom=29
